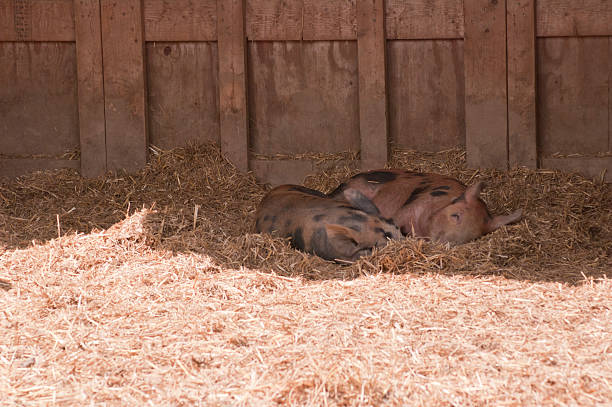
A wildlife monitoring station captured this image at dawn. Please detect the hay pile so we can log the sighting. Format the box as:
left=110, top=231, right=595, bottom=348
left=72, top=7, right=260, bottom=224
left=1, top=144, right=611, bottom=405
left=2, top=144, right=610, bottom=282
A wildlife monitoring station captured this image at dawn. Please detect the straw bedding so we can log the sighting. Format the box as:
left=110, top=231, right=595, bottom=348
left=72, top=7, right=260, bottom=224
left=0, top=144, right=610, bottom=405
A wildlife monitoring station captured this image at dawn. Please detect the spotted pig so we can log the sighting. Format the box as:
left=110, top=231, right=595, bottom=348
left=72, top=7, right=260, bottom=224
left=328, top=169, right=522, bottom=244
left=255, top=185, right=402, bottom=262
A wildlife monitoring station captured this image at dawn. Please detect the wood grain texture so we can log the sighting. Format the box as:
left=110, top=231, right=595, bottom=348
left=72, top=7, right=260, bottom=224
left=218, top=0, right=249, bottom=172
left=0, top=158, right=79, bottom=179
left=463, top=0, right=507, bottom=169
left=74, top=0, right=106, bottom=177
left=0, top=1, right=16, bottom=40
left=0, top=0, right=75, bottom=41
left=0, top=43, right=78, bottom=157
left=248, top=41, right=359, bottom=155
left=540, top=157, right=612, bottom=183
left=385, top=0, right=463, bottom=39
left=247, top=0, right=303, bottom=40
left=507, top=0, right=536, bottom=168
left=357, top=0, right=388, bottom=169
left=250, top=159, right=314, bottom=186
left=100, top=0, right=148, bottom=172
left=537, top=0, right=612, bottom=37
left=250, top=159, right=354, bottom=186
left=146, top=42, right=220, bottom=149
left=537, top=37, right=609, bottom=155
left=387, top=40, right=465, bottom=151
left=144, top=0, right=217, bottom=41
left=303, top=0, right=356, bottom=40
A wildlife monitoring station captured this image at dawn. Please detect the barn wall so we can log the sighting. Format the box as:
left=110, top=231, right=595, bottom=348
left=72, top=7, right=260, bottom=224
left=387, top=40, right=466, bottom=152
left=0, top=0, right=610, bottom=183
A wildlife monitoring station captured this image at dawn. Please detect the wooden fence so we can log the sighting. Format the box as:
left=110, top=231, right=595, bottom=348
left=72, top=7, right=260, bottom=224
left=1, top=0, right=611, bottom=183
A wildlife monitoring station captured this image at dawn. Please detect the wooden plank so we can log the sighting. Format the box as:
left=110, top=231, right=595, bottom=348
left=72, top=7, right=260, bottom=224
left=507, top=0, right=536, bottom=168
left=356, top=0, right=388, bottom=169
left=32, top=0, right=74, bottom=40
left=387, top=40, right=465, bottom=151
left=0, top=1, right=16, bottom=40
left=218, top=0, right=249, bottom=172
left=250, top=160, right=315, bottom=186
left=246, top=0, right=303, bottom=40
left=537, top=37, right=609, bottom=155
left=0, top=159, right=79, bottom=179
left=463, top=0, right=507, bottom=169
left=74, top=0, right=106, bottom=177
left=250, top=158, right=355, bottom=186
left=100, top=0, right=148, bottom=172
left=537, top=0, right=612, bottom=37
left=144, top=0, right=217, bottom=42
left=0, top=43, right=78, bottom=157
left=303, top=0, right=356, bottom=40
left=540, top=157, right=612, bottom=183
left=248, top=41, right=359, bottom=155
left=0, top=0, right=75, bottom=41
left=610, top=37, right=612, bottom=153
left=146, top=42, right=220, bottom=149
left=385, top=0, right=463, bottom=39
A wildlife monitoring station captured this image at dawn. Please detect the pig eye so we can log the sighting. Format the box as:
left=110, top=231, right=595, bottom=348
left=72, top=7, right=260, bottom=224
left=451, top=213, right=460, bottom=221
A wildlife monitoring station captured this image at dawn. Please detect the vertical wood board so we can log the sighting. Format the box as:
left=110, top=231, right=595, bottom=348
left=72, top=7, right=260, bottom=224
left=536, top=0, right=612, bottom=37
left=507, top=0, right=537, bottom=168
left=0, top=43, right=78, bottom=156
left=74, top=0, right=106, bottom=177
left=0, top=1, right=17, bottom=40
left=463, top=0, right=507, bottom=169
left=387, top=40, right=465, bottom=151
left=218, top=0, right=249, bottom=172
left=248, top=41, right=359, bottom=155
left=100, top=0, right=148, bottom=172
left=250, top=160, right=315, bottom=186
left=250, top=159, right=355, bottom=186
left=385, top=0, right=463, bottom=39
left=357, top=0, right=388, bottom=169
left=537, top=37, right=609, bottom=155
left=144, top=0, right=217, bottom=41
left=303, top=0, right=356, bottom=40
left=146, top=42, right=220, bottom=149
left=247, top=0, right=303, bottom=40
left=0, top=0, right=75, bottom=41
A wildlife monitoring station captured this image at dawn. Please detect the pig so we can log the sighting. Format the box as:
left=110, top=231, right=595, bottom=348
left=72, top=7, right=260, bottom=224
left=255, top=184, right=402, bottom=262
left=328, top=169, right=522, bottom=244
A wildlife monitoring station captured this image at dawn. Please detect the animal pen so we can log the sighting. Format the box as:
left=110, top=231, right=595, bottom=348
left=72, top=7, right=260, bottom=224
left=1, top=1, right=611, bottom=406
left=1, top=0, right=611, bottom=181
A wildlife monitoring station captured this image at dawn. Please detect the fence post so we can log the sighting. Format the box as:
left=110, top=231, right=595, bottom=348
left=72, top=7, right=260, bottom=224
left=464, top=0, right=508, bottom=169
left=507, top=0, right=537, bottom=168
left=74, top=0, right=106, bottom=177
left=100, top=0, right=148, bottom=172
left=357, top=0, right=388, bottom=170
left=217, top=0, right=249, bottom=173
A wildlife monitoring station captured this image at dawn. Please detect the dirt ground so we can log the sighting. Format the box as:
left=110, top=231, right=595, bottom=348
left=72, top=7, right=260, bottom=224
left=1, top=144, right=610, bottom=406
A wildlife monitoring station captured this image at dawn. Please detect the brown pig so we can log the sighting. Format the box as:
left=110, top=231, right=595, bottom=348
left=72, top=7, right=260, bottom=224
left=255, top=185, right=402, bottom=262
left=328, top=169, right=522, bottom=244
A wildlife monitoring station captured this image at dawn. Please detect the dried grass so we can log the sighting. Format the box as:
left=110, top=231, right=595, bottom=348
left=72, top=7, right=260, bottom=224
left=1, top=144, right=611, bottom=406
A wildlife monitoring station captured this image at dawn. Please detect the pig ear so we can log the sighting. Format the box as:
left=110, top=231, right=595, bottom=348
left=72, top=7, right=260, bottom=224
left=465, top=181, right=484, bottom=201
left=342, top=188, right=380, bottom=215
left=487, top=209, right=523, bottom=232
left=325, top=224, right=359, bottom=244
left=325, top=224, right=361, bottom=256
left=324, top=224, right=363, bottom=261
